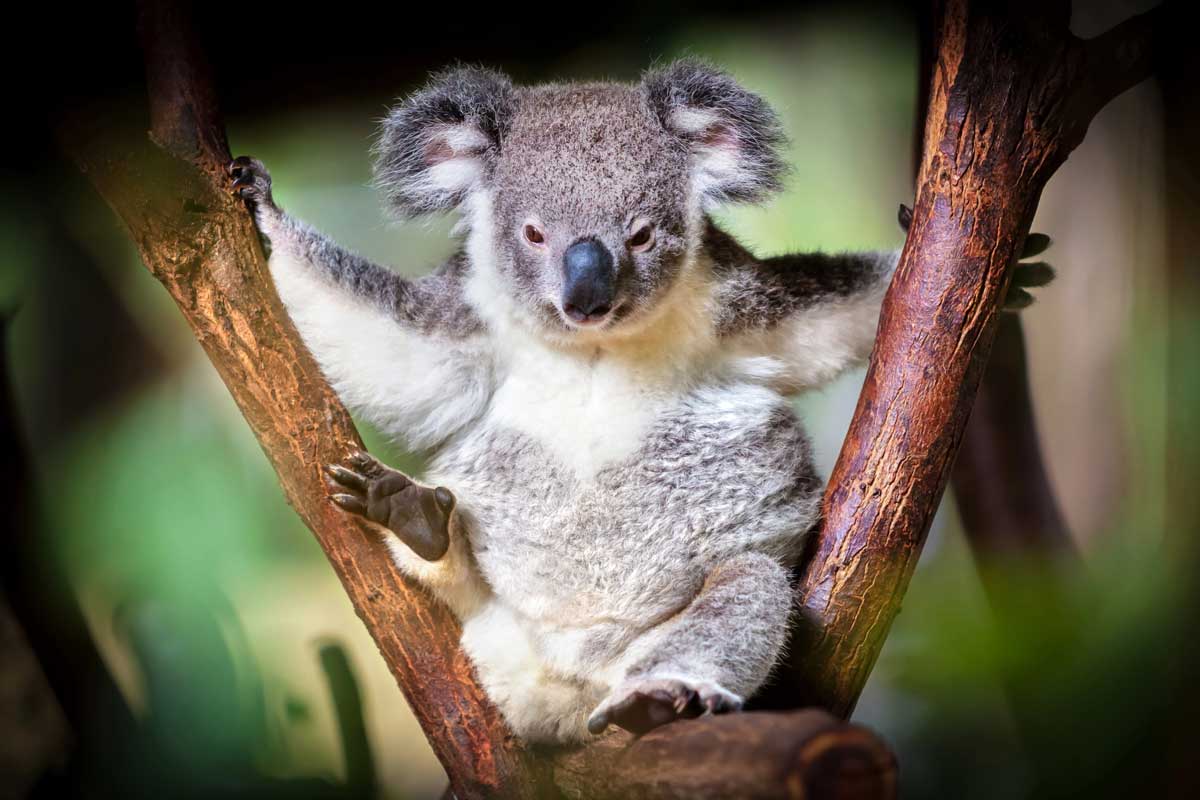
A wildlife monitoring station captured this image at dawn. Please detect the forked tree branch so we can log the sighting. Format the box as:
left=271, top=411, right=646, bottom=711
left=779, top=0, right=1163, bottom=717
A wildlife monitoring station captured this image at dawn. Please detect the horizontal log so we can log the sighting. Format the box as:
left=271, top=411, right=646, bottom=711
left=551, top=710, right=897, bottom=800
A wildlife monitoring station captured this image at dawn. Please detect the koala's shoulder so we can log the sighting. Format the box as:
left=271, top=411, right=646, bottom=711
left=402, top=250, right=486, bottom=339
left=702, top=222, right=777, bottom=337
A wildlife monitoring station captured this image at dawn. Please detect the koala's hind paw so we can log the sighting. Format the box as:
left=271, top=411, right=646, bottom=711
left=228, top=155, right=274, bottom=208
left=325, top=449, right=455, bottom=562
left=587, top=677, right=743, bottom=736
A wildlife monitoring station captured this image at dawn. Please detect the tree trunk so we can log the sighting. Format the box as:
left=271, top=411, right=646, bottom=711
left=780, top=0, right=1161, bottom=717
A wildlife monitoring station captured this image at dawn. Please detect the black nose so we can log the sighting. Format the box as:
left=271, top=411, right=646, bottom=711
left=562, top=239, right=615, bottom=323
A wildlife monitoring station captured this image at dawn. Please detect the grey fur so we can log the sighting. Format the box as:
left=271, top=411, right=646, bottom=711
left=231, top=60, right=898, bottom=743
left=373, top=66, right=516, bottom=219
left=643, top=58, right=789, bottom=205
left=273, top=213, right=484, bottom=338
left=706, top=221, right=895, bottom=336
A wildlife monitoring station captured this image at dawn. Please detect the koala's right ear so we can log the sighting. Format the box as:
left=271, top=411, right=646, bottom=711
left=373, top=66, right=516, bottom=218
left=642, top=59, right=787, bottom=207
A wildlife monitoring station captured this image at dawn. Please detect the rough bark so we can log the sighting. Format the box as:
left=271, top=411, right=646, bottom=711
left=552, top=710, right=896, bottom=800
left=913, top=0, right=1076, bottom=561
left=784, top=0, right=1162, bottom=717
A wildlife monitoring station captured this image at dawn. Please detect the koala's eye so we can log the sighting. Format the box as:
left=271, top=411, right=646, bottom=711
left=523, top=224, right=547, bottom=247
left=627, top=223, right=655, bottom=253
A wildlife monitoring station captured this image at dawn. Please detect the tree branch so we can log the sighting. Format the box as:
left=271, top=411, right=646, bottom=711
left=551, top=711, right=896, bottom=800
left=782, top=0, right=1163, bottom=717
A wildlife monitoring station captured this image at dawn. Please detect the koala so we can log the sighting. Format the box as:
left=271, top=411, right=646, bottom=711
left=229, top=60, right=1051, bottom=743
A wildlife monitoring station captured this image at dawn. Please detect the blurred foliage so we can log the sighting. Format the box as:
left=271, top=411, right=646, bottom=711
left=2, top=3, right=1194, bottom=799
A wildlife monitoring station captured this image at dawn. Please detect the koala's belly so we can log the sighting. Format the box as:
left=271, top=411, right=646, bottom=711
left=430, top=380, right=820, bottom=638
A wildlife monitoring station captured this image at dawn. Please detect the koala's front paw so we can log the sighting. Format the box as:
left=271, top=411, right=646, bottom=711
left=587, top=676, right=742, bottom=736
left=325, top=449, right=455, bottom=562
left=228, top=155, right=275, bottom=209
left=1005, top=233, right=1054, bottom=311
left=897, top=204, right=1055, bottom=311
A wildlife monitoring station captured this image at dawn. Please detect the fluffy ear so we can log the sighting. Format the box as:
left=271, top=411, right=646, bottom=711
left=373, top=66, right=516, bottom=218
left=642, top=59, right=787, bottom=207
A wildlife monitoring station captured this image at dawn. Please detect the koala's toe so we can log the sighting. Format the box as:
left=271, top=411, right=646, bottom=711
left=329, top=492, right=366, bottom=515
left=325, top=463, right=368, bottom=491
left=228, top=155, right=272, bottom=203
left=1021, top=232, right=1052, bottom=259
left=697, top=685, right=743, bottom=715
left=589, top=679, right=704, bottom=736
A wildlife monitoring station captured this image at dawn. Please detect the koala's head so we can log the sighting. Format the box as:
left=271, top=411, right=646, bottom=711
left=373, top=60, right=786, bottom=341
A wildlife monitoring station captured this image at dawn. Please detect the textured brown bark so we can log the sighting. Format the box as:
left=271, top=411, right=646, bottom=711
left=913, top=0, right=1076, bottom=561
left=785, top=0, right=1162, bottom=717
left=552, top=710, right=896, bottom=800
left=60, top=4, right=898, bottom=799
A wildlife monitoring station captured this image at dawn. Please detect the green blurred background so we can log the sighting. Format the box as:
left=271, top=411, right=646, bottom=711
left=3, top=0, right=1195, bottom=798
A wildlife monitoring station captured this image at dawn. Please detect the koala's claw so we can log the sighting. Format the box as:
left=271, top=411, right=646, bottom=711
left=227, top=155, right=274, bottom=207
left=1004, top=237, right=1056, bottom=312
left=325, top=449, right=455, bottom=562
left=587, top=678, right=742, bottom=736
left=329, top=492, right=366, bottom=515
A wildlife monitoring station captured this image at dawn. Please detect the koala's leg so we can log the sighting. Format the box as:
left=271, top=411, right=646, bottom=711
left=326, top=449, right=487, bottom=618
left=588, top=551, right=791, bottom=736
left=461, top=603, right=603, bottom=743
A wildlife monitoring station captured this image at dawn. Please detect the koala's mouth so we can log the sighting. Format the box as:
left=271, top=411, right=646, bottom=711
left=558, top=300, right=627, bottom=331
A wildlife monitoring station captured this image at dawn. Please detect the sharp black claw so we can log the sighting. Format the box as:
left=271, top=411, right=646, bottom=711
left=1012, top=261, right=1055, bottom=288
left=330, top=493, right=366, bottom=515
left=672, top=688, right=696, bottom=714
left=898, top=203, right=914, bottom=231
left=327, top=463, right=368, bottom=490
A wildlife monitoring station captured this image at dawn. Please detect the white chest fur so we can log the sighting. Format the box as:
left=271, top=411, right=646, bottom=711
left=485, top=340, right=676, bottom=479
left=464, top=218, right=723, bottom=479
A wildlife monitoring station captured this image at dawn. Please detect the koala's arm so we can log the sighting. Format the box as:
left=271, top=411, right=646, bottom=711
left=754, top=249, right=896, bottom=390
left=229, top=157, right=494, bottom=451
left=714, top=230, right=898, bottom=392
left=714, top=208, right=1056, bottom=392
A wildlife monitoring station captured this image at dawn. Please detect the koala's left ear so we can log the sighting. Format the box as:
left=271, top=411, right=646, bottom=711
left=373, top=66, right=516, bottom=219
left=642, top=59, right=787, bottom=207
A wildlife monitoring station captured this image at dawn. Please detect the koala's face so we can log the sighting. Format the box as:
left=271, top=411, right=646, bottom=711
left=374, top=61, right=785, bottom=341
left=489, top=85, right=691, bottom=335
